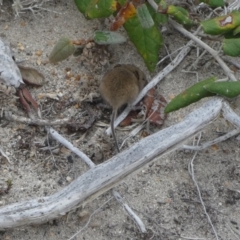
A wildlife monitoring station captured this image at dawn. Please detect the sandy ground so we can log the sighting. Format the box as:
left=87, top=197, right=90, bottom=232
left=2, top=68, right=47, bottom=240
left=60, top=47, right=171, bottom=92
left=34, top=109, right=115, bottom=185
left=0, top=1, right=240, bottom=239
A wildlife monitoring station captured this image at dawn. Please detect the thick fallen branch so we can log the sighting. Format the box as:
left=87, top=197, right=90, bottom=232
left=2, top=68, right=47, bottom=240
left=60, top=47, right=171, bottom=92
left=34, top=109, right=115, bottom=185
left=0, top=98, right=223, bottom=229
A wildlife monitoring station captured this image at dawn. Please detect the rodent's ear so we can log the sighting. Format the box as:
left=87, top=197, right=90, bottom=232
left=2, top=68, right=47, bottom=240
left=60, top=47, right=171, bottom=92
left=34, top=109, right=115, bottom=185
left=132, top=69, right=140, bottom=80
left=114, top=64, right=122, bottom=68
left=133, top=69, right=146, bottom=83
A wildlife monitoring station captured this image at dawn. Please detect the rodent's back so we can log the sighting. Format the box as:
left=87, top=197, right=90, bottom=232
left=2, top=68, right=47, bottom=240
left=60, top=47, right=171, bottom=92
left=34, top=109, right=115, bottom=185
left=100, top=66, right=142, bottom=110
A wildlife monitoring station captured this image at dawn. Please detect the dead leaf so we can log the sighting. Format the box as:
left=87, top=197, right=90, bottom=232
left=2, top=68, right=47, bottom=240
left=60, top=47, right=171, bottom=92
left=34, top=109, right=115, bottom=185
left=211, top=144, right=219, bottom=151
left=17, top=42, right=25, bottom=51
left=142, top=88, right=156, bottom=117
left=36, top=59, right=41, bottom=65
left=75, top=75, right=81, bottom=81
left=120, top=110, right=139, bottom=127
left=111, top=2, right=137, bottom=31
left=35, top=50, right=42, bottom=56
left=147, top=95, right=167, bottom=127
left=17, top=65, right=45, bottom=87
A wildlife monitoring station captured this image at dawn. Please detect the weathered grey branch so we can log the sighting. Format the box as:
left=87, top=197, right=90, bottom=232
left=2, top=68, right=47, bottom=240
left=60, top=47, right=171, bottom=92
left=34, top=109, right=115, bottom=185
left=47, top=127, right=146, bottom=233
left=0, top=98, right=223, bottom=229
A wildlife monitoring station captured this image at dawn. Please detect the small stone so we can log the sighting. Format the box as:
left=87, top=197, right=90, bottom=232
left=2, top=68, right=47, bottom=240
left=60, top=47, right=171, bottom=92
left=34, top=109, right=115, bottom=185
left=66, top=176, right=72, bottom=182
left=86, top=42, right=93, bottom=49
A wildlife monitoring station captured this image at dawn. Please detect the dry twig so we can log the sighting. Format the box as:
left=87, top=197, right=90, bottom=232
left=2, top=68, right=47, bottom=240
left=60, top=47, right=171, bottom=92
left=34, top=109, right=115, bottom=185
left=2, top=111, right=70, bottom=126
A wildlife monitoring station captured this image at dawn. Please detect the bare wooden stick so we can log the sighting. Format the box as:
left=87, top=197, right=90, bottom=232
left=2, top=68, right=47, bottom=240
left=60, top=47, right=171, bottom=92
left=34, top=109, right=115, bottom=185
left=188, top=147, right=219, bottom=239
left=47, top=127, right=146, bottom=233
left=112, top=190, right=146, bottom=233
left=182, top=129, right=240, bottom=151
left=47, top=127, right=95, bottom=168
left=0, top=98, right=222, bottom=229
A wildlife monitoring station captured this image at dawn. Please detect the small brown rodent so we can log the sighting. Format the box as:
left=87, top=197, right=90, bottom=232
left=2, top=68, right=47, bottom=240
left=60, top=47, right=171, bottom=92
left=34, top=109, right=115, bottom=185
left=100, top=64, right=146, bottom=152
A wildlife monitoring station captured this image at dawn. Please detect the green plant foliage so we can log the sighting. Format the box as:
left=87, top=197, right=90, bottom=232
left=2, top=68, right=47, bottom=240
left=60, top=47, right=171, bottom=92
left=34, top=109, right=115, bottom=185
left=137, top=4, right=155, bottom=29
left=94, top=31, right=127, bottom=44
left=147, top=0, right=168, bottom=25
left=204, top=81, right=240, bottom=98
left=49, top=37, right=75, bottom=63
left=164, top=77, right=217, bottom=113
left=166, top=5, right=193, bottom=28
left=118, top=0, right=127, bottom=5
left=199, top=0, right=225, bottom=8
left=223, top=38, right=240, bottom=56
left=124, top=5, right=163, bottom=72
left=201, top=10, right=240, bottom=35
left=233, top=25, right=240, bottom=35
left=74, top=0, right=117, bottom=19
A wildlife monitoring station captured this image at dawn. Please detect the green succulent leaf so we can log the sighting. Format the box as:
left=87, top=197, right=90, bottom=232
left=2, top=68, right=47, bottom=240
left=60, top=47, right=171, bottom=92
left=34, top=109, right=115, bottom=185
left=167, top=5, right=193, bottom=28
left=165, top=77, right=217, bottom=113
left=223, top=38, right=240, bottom=56
left=124, top=5, right=163, bottom=72
left=204, top=81, right=240, bottom=98
left=74, top=0, right=117, bottom=19
left=199, top=0, right=225, bottom=8
left=201, top=10, right=240, bottom=35
left=94, top=31, right=127, bottom=44
left=49, top=37, right=75, bottom=63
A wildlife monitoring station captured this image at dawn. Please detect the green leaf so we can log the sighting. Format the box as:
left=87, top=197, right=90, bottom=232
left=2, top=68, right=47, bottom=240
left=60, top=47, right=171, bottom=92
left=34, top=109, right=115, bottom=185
left=124, top=6, right=163, bottom=72
left=117, top=0, right=127, bottom=5
left=74, top=0, right=88, bottom=15
left=199, top=0, right=225, bottom=8
left=224, top=31, right=240, bottom=39
left=74, top=0, right=117, bottom=19
left=204, top=81, right=240, bottom=98
left=223, top=38, right=240, bottom=56
left=233, top=25, right=240, bottom=35
left=201, top=10, right=240, bottom=35
left=137, top=4, right=154, bottom=29
left=49, top=37, right=75, bottom=63
left=167, top=5, right=193, bottom=28
left=147, top=1, right=168, bottom=25
left=94, top=30, right=127, bottom=44
left=165, top=77, right=217, bottom=113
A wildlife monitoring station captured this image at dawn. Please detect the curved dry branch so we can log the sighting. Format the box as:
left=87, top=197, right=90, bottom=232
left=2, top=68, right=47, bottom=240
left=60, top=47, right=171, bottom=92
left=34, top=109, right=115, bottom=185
left=0, top=98, right=222, bottom=230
